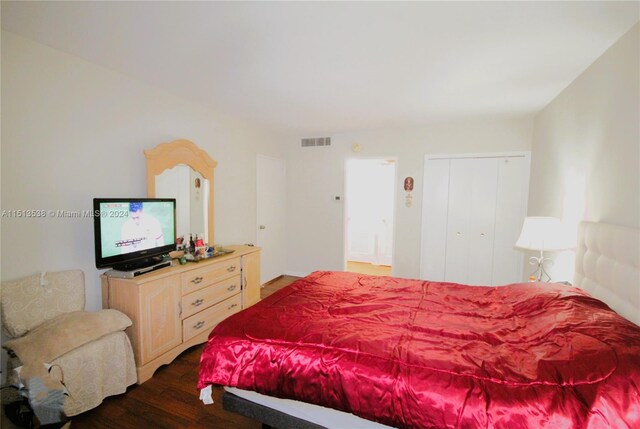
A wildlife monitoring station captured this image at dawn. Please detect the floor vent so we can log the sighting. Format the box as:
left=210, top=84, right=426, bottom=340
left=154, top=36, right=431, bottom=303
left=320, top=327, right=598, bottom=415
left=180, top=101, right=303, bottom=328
left=301, top=137, right=331, bottom=147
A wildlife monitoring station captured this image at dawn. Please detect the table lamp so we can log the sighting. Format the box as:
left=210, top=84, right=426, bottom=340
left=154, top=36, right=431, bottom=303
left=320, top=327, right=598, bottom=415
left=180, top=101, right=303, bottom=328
left=515, top=217, right=573, bottom=282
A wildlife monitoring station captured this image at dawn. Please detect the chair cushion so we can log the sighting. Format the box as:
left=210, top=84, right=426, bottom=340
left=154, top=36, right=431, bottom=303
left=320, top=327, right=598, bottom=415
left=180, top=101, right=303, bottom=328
left=1, top=270, right=85, bottom=338
left=3, top=310, right=132, bottom=365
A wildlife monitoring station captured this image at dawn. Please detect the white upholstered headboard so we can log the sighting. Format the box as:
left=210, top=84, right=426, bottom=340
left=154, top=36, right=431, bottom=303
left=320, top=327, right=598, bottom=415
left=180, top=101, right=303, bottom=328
left=574, top=221, right=640, bottom=326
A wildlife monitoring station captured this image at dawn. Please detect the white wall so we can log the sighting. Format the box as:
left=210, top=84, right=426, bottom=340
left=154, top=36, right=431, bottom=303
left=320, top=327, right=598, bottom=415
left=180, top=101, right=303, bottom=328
left=528, top=24, right=639, bottom=280
left=286, top=115, right=534, bottom=278
left=0, top=30, right=287, bottom=313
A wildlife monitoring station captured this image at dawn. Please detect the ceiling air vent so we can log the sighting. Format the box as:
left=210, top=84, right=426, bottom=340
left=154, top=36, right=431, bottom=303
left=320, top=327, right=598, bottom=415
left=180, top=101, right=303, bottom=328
left=301, top=137, right=331, bottom=147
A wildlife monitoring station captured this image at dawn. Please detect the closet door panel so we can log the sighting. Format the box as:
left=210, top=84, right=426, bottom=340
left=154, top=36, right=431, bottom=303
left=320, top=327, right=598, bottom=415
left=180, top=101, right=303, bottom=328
left=467, top=158, right=498, bottom=285
left=444, top=159, right=474, bottom=284
left=492, top=157, right=529, bottom=284
left=420, top=159, right=451, bottom=281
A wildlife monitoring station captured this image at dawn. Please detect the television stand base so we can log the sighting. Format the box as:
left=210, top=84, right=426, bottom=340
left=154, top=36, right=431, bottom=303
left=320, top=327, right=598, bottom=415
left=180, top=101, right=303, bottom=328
left=105, top=260, right=173, bottom=279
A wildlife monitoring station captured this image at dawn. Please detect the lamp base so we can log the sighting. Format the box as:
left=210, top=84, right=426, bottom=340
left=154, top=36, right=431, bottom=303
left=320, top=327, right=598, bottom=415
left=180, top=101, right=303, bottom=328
left=528, top=252, right=553, bottom=282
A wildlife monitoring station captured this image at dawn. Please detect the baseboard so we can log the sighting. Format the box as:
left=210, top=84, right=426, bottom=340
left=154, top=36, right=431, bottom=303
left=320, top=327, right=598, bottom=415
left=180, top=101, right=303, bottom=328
left=262, top=272, right=309, bottom=287
left=262, top=275, right=284, bottom=287
left=284, top=271, right=311, bottom=278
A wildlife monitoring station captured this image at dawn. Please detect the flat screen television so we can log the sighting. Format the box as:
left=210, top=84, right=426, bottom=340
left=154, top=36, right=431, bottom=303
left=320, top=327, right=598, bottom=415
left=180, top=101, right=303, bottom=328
left=93, top=198, right=176, bottom=271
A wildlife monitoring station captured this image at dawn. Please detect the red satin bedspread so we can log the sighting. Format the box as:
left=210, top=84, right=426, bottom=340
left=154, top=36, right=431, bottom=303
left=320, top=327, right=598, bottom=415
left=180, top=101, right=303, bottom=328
left=198, top=271, right=640, bottom=428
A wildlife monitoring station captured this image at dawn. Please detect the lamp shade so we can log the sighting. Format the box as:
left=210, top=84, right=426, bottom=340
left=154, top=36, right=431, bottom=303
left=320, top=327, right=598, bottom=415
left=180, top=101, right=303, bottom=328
left=515, top=217, right=573, bottom=251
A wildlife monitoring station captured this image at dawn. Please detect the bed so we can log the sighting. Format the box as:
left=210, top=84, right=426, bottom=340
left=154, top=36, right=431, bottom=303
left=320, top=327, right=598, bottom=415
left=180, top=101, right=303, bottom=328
left=198, top=221, right=640, bottom=428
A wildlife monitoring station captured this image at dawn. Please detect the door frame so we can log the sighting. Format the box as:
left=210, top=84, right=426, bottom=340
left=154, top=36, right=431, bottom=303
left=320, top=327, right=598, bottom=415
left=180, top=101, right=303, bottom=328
left=343, top=157, right=399, bottom=275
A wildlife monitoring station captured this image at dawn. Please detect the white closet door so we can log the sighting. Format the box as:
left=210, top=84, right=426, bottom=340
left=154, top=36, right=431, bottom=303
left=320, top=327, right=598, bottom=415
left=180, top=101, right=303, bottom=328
left=257, top=155, right=287, bottom=284
left=444, top=158, right=498, bottom=285
left=421, top=153, right=530, bottom=286
left=492, top=157, right=530, bottom=284
left=466, top=158, right=499, bottom=285
left=420, top=159, right=451, bottom=280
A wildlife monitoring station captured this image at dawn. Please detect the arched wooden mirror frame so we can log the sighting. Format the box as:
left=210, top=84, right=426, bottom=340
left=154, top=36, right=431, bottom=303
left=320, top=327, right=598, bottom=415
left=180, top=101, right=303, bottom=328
left=145, top=139, right=217, bottom=245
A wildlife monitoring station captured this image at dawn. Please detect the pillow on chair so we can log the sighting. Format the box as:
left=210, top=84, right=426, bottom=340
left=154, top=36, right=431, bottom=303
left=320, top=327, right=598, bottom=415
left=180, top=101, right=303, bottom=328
left=1, top=270, right=85, bottom=338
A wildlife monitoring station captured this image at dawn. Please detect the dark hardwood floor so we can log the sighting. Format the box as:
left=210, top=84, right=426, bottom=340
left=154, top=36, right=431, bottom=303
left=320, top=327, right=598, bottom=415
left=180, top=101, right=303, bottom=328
left=72, top=275, right=299, bottom=428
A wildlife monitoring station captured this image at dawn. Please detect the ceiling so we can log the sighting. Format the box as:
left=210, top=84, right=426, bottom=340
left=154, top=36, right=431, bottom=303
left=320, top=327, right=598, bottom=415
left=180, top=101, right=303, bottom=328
left=2, top=2, right=638, bottom=135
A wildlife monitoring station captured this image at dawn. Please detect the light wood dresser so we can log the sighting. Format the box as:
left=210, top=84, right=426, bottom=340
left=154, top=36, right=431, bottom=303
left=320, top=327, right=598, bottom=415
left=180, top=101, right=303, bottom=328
left=101, top=245, right=261, bottom=383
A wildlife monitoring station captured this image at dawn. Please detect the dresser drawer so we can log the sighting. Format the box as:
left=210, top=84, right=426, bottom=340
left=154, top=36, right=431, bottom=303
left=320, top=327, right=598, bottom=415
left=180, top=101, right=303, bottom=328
left=183, top=293, right=242, bottom=341
left=181, top=275, right=241, bottom=319
left=181, top=257, right=241, bottom=295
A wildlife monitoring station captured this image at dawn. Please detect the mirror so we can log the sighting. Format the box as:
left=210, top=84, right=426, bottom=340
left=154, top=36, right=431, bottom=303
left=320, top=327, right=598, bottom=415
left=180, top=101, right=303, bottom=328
left=155, top=165, right=209, bottom=242
left=145, top=139, right=217, bottom=245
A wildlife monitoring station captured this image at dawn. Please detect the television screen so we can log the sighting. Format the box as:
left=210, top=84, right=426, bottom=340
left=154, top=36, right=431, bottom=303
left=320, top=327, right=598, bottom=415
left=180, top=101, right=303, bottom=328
left=94, top=198, right=176, bottom=270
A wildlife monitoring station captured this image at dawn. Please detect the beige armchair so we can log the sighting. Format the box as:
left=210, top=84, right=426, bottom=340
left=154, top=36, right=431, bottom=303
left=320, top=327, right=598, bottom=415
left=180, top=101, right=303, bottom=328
left=1, top=270, right=137, bottom=418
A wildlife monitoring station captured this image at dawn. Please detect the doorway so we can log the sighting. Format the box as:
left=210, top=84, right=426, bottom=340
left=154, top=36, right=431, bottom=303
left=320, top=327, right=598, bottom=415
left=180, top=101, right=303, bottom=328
left=345, top=158, right=396, bottom=276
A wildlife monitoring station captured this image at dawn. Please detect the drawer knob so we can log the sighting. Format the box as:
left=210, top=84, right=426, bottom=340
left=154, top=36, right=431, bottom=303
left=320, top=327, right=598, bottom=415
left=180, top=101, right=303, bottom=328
left=228, top=303, right=238, bottom=310
left=192, top=276, right=204, bottom=284
left=227, top=266, right=237, bottom=272
left=191, top=299, right=204, bottom=307
left=194, top=321, right=205, bottom=329
left=227, top=285, right=237, bottom=291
